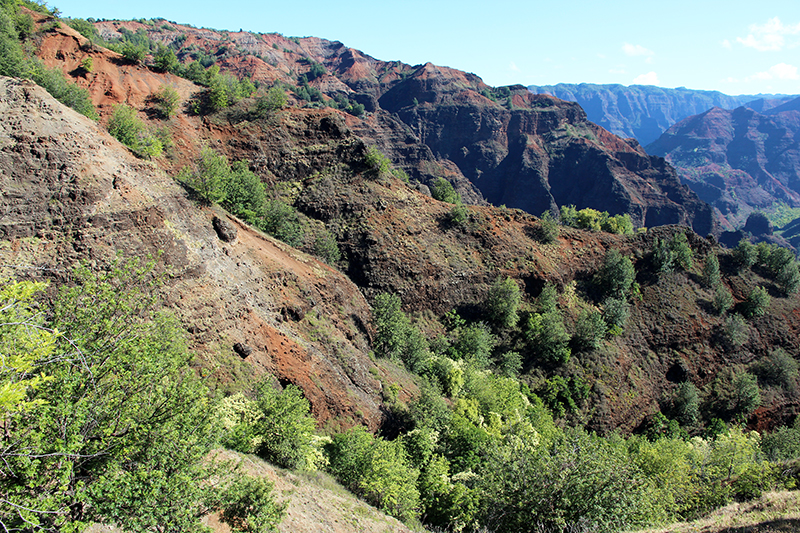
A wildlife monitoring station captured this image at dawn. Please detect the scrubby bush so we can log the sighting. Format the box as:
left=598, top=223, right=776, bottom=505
left=703, top=253, right=721, bottom=288
left=107, top=104, right=164, bottom=159
left=537, top=211, right=559, bottom=243
left=723, top=313, right=749, bottom=348
left=712, top=282, right=734, bottom=314
left=742, top=286, right=770, bottom=318
left=594, top=249, right=635, bottom=299
left=484, top=276, right=521, bottom=330
left=431, top=177, right=460, bottom=204
left=653, top=233, right=693, bottom=273
left=733, top=239, right=758, bottom=271
left=573, top=308, right=607, bottom=351
left=752, top=348, right=799, bottom=390
left=153, top=84, right=180, bottom=118
left=313, top=229, right=341, bottom=264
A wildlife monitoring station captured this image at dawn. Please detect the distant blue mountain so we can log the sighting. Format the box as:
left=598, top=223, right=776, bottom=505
left=528, top=83, right=794, bottom=146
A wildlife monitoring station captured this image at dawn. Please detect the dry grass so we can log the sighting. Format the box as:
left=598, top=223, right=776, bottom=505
left=628, top=491, right=800, bottom=533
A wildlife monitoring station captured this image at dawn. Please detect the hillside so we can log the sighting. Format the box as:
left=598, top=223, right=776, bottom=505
left=3, top=6, right=800, bottom=532
left=38, top=16, right=716, bottom=235
left=647, top=98, right=800, bottom=231
left=528, top=83, right=792, bottom=146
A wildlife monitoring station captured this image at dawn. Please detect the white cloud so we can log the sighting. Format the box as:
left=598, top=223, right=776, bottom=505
left=721, top=39, right=732, bottom=49
left=746, top=62, right=799, bottom=81
left=509, top=62, right=520, bottom=72
left=609, top=68, right=627, bottom=75
left=633, top=72, right=660, bottom=85
left=622, top=43, right=654, bottom=57
left=736, top=17, right=800, bottom=51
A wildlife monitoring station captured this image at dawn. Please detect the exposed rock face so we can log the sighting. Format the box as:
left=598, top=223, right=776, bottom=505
left=528, top=83, right=791, bottom=146
left=647, top=98, right=800, bottom=230
left=0, top=77, right=385, bottom=430
left=52, top=19, right=716, bottom=234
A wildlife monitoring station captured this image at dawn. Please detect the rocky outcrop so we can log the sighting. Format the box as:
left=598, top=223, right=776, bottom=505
left=50, top=19, right=717, bottom=234
left=528, top=83, right=792, bottom=146
left=0, top=76, right=386, bottom=430
left=647, top=98, right=800, bottom=230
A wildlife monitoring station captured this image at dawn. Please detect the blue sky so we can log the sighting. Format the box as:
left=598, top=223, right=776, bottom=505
left=54, top=0, right=800, bottom=96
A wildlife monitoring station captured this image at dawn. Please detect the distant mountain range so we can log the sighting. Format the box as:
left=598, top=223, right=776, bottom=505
left=528, top=83, right=794, bottom=146
left=647, top=96, right=800, bottom=232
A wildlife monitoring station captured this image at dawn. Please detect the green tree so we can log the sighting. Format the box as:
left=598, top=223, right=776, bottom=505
left=153, top=44, right=179, bottom=73
left=526, top=309, right=571, bottom=365
left=537, top=211, right=559, bottom=243
left=178, top=146, right=230, bottom=204
left=742, top=286, right=770, bottom=318
left=0, top=280, right=54, bottom=414
left=252, top=381, right=320, bottom=470
left=733, top=239, right=757, bottom=272
left=703, top=253, right=721, bottom=288
left=253, top=87, right=287, bottom=117
left=672, top=381, right=700, bottom=426
left=484, top=276, right=521, bottom=330
left=153, top=84, right=180, bottom=118
left=594, top=249, right=635, bottom=299
left=107, top=104, right=163, bottom=159
left=712, top=282, right=734, bottom=314
left=573, top=308, right=607, bottom=351
left=431, top=177, right=461, bottom=204
left=0, top=258, right=284, bottom=531
left=327, top=426, right=421, bottom=522
left=224, top=160, right=267, bottom=224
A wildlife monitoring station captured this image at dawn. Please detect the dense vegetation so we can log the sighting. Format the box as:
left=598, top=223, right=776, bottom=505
left=0, top=259, right=285, bottom=531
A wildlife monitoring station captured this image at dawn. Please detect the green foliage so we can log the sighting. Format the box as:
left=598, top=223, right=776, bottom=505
left=477, top=427, right=663, bottom=533
left=712, top=282, right=734, bottom=314
left=313, top=229, right=341, bottom=264
left=0, top=258, right=283, bottom=531
left=79, top=56, right=92, bottom=73
left=262, top=199, right=304, bottom=246
left=120, top=41, right=147, bottom=64
left=761, top=419, right=800, bottom=461
left=327, top=426, right=421, bottom=522
left=751, top=348, right=799, bottom=391
left=526, top=309, right=571, bottom=365
left=372, top=293, right=431, bottom=373
left=558, top=205, right=634, bottom=234
left=671, top=381, right=700, bottom=427
left=253, top=87, right=287, bottom=117
left=742, top=286, right=770, bottom=318
left=178, top=145, right=230, bottom=204
left=252, top=381, right=320, bottom=470
left=66, top=17, right=99, bottom=41
left=484, top=276, right=521, bottom=330
left=218, top=476, right=286, bottom=533
left=594, top=249, right=635, bottom=299
left=364, top=146, right=391, bottom=178
left=539, top=375, right=590, bottom=418
left=723, top=313, right=749, bottom=348
left=107, top=104, right=164, bottom=159
left=153, top=84, right=180, bottom=118
left=733, top=239, right=758, bottom=271
left=573, top=308, right=607, bottom=351
left=653, top=233, right=694, bottom=273
left=703, top=253, right=721, bottom=288
left=447, top=204, right=469, bottom=227
left=153, top=44, right=179, bottom=73
left=536, top=210, right=559, bottom=243
left=0, top=280, right=54, bottom=414
left=430, top=177, right=461, bottom=204
left=224, top=160, right=267, bottom=223
left=452, top=323, right=496, bottom=369
left=602, top=297, right=630, bottom=332
left=710, top=368, right=761, bottom=421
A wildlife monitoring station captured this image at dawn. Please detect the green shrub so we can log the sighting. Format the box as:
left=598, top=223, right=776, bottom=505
left=602, top=297, right=630, bottom=331
left=327, top=427, right=421, bottom=522
left=177, top=146, right=230, bottom=204
left=526, top=310, right=571, bottom=365
left=594, top=249, right=635, bottom=299
left=153, top=44, right=179, bottom=73
left=431, top=177, right=461, bottom=204
left=484, top=276, right=521, bottom=330
left=723, top=313, right=749, bottom=348
left=712, top=282, right=734, bottom=314
left=733, top=239, right=758, bottom=271
left=106, top=104, right=163, bottom=159
left=447, top=204, right=469, bottom=227
left=262, top=199, right=304, bottom=247
left=536, top=211, right=559, bottom=243
left=742, top=286, right=770, bottom=318
left=153, top=84, right=180, bottom=118
left=313, top=229, right=341, bottom=264
left=573, top=308, right=607, bottom=351
left=672, top=381, right=700, bottom=426
left=752, top=348, right=799, bottom=390
left=703, top=253, right=721, bottom=288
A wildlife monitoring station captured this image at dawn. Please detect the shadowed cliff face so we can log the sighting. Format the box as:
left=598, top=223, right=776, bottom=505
left=647, top=98, right=800, bottom=230
left=45, top=19, right=716, bottom=234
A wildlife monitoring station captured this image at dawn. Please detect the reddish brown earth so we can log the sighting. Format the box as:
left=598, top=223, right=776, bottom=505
left=3, top=14, right=797, bottom=437
left=648, top=99, right=800, bottom=231
left=47, top=16, right=716, bottom=235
